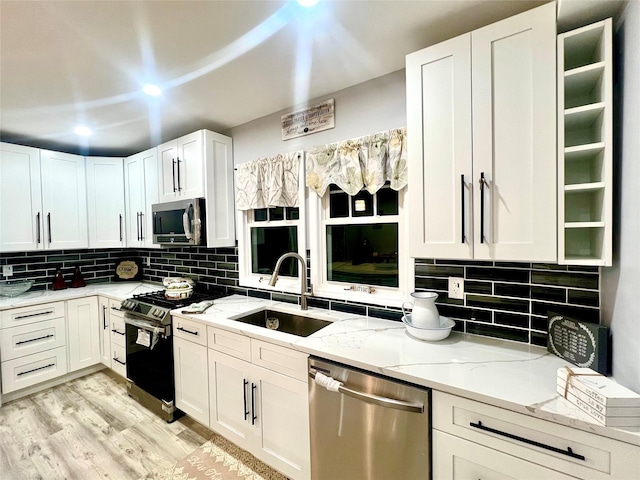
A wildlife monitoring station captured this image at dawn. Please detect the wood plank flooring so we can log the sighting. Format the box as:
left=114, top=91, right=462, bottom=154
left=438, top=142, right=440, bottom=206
left=0, top=370, right=213, bottom=480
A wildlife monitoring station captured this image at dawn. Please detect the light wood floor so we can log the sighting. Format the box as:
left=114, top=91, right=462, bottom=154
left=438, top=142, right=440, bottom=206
left=0, top=370, right=214, bottom=480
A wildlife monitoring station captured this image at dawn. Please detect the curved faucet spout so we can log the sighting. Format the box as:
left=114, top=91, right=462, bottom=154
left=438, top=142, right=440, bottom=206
left=268, top=252, right=311, bottom=310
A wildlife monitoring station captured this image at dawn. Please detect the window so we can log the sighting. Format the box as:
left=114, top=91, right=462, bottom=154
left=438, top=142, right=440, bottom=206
left=310, top=182, right=412, bottom=307
left=237, top=158, right=306, bottom=293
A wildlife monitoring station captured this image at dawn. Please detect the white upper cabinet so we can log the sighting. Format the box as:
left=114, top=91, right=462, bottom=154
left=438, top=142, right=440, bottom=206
left=407, top=3, right=557, bottom=262
left=158, top=131, right=204, bottom=202
left=0, top=143, right=43, bottom=252
left=40, top=150, right=88, bottom=250
left=157, top=129, right=235, bottom=247
left=124, top=148, right=158, bottom=248
left=86, top=157, right=125, bottom=248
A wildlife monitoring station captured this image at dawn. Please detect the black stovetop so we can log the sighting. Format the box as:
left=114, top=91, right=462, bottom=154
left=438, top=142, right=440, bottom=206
left=131, top=288, right=226, bottom=309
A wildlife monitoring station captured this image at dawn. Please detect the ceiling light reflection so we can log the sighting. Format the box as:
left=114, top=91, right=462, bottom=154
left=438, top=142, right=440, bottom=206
left=74, top=125, right=92, bottom=136
left=297, top=0, right=319, bottom=7
left=142, top=84, right=162, bottom=96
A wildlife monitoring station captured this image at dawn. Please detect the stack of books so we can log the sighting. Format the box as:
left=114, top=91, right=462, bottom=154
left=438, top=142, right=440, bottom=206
left=557, top=366, right=640, bottom=427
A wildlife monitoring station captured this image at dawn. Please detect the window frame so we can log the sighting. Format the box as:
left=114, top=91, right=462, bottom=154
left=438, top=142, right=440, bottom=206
left=237, top=156, right=307, bottom=294
left=309, top=183, right=413, bottom=308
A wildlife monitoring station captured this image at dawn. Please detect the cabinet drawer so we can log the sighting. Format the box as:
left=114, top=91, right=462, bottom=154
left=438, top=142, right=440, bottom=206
left=251, top=339, right=308, bottom=381
left=0, top=317, right=66, bottom=361
left=174, top=316, right=207, bottom=346
left=108, top=298, right=123, bottom=313
left=433, top=430, right=576, bottom=479
left=111, top=343, right=126, bottom=378
left=0, top=346, right=68, bottom=393
left=110, top=315, right=126, bottom=347
left=207, top=326, right=251, bottom=361
left=433, top=391, right=640, bottom=479
left=1, top=302, right=65, bottom=329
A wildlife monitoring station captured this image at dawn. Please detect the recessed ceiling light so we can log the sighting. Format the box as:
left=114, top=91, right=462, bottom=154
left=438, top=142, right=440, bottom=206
left=74, top=125, right=92, bottom=136
left=297, top=0, right=318, bottom=7
left=143, top=84, right=162, bottom=96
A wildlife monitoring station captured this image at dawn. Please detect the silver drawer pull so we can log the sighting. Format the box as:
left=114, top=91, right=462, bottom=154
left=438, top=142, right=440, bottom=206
left=111, top=329, right=125, bottom=336
left=17, top=363, right=55, bottom=376
left=15, top=311, right=54, bottom=320
left=113, top=357, right=126, bottom=366
left=16, top=334, right=54, bottom=345
left=469, top=421, right=586, bottom=461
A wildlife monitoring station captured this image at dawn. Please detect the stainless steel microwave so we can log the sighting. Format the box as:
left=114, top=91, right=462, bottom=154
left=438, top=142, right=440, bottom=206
left=152, top=198, right=206, bottom=246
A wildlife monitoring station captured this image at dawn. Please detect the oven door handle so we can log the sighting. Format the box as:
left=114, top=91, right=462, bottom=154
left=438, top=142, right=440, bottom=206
left=124, top=316, right=170, bottom=336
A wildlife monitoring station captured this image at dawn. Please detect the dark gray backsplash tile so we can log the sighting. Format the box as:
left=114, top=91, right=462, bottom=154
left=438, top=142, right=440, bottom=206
left=4, top=249, right=601, bottom=347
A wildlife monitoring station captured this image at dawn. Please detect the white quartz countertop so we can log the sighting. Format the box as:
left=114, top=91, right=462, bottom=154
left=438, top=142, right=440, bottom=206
left=173, top=295, right=640, bottom=447
left=2, top=288, right=639, bottom=447
left=0, top=282, right=161, bottom=309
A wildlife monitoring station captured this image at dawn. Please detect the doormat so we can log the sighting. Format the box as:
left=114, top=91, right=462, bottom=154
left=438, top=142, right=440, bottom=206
left=156, top=432, right=288, bottom=480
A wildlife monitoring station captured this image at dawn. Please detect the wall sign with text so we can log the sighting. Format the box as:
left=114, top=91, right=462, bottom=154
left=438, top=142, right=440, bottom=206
left=281, top=99, right=335, bottom=140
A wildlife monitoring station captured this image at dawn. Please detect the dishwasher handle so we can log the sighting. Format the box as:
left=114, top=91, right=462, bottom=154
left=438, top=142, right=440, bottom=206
left=309, top=370, right=424, bottom=414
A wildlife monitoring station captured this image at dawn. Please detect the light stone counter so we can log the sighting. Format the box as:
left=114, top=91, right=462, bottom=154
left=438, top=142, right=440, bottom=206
left=174, top=294, right=640, bottom=448
left=0, top=282, right=161, bottom=310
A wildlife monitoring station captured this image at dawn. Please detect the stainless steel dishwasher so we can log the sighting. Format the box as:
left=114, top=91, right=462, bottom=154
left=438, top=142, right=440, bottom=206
left=309, top=357, right=431, bottom=479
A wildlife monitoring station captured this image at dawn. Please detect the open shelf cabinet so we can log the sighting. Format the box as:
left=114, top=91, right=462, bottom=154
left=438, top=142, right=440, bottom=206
left=558, top=19, right=612, bottom=266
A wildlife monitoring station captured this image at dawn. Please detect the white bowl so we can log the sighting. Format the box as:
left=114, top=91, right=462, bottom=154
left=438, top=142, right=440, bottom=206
left=401, top=314, right=455, bottom=342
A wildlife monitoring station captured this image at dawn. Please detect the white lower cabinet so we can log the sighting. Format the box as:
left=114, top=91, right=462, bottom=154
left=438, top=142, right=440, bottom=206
left=433, top=391, right=640, bottom=480
left=433, top=430, right=576, bottom=479
left=170, top=314, right=310, bottom=480
left=174, top=333, right=209, bottom=426
left=109, top=305, right=127, bottom=377
left=208, top=348, right=310, bottom=480
left=0, top=301, right=68, bottom=394
left=66, top=297, right=100, bottom=372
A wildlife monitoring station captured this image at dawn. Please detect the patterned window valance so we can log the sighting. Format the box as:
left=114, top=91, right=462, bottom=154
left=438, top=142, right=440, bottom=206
left=235, top=152, right=301, bottom=211
left=305, top=127, right=407, bottom=197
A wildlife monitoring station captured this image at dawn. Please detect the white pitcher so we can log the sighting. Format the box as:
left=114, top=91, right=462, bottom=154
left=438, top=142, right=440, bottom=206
left=402, top=292, right=440, bottom=328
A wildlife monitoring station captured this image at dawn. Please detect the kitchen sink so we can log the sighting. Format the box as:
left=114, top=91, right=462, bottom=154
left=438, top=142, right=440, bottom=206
left=232, top=309, right=331, bottom=337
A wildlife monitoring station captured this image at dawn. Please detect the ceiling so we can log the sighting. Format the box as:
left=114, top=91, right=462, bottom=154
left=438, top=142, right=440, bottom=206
left=0, top=0, right=625, bottom=157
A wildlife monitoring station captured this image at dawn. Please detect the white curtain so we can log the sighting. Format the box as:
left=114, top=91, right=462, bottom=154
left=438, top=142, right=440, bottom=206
left=235, top=152, right=301, bottom=210
left=305, top=127, right=407, bottom=197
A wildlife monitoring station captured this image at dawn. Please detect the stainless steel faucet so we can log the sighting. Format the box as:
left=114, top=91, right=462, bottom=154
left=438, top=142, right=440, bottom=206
left=268, top=252, right=311, bottom=310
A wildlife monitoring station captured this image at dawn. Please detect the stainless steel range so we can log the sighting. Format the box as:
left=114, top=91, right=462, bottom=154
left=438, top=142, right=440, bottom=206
left=120, top=289, right=224, bottom=422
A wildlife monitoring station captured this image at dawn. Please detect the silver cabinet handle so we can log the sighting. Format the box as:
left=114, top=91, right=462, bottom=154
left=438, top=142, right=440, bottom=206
left=47, top=212, right=52, bottom=243
left=113, top=356, right=125, bottom=366
left=18, top=363, right=55, bottom=376
left=139, top=213, right=144, bottom=240
left=119, top=214, right=123, bottom=241
left=136, top=212, right=141, bottom=241
left=251, top=382, right=257, bottom=425
left=102, top=305, right=108, bottom=329
left=309, top=371, right=424, bottom=413
left=111, top=328, right=125, bottom=336
left=176, top=326, right=198, bottom=336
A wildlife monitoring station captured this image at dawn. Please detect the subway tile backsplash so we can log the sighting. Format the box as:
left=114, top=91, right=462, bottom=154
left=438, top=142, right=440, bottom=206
left=1, top=248, right=600, bottom=347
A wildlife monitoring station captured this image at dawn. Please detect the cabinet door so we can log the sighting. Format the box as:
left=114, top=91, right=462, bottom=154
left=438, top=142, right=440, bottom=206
left=142, top=148, right=159, bottom=247
left=158, top=140, right=179, bottom=202
left=433, top=430, right=577, bottom=480
left=177, top=131, right=204, bottom=199
left=406, top=34, right=473, bottom=260
left=0, top=143, right=43, bottom=252
left=124, top=148, right=158, bottom=248
left=253, top=364, right=310, bottom=480
left=40, top=150, right=88, bottom=250
left=86, top=157, right=125, bottom=248
left=98, top=297, right=111, bottom=368
left=208, top=348, right=252, bottom=449
left=66, top=297, right=100, bottom=372
left=471, top=3, right=556, bottom=261
left=174, top=337, right=209, bottom=426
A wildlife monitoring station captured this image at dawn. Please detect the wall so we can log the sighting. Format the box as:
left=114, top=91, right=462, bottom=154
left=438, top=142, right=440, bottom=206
left=229, top=70, right=407, bottom=165
left=602, top=0, right=640, bottom=393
